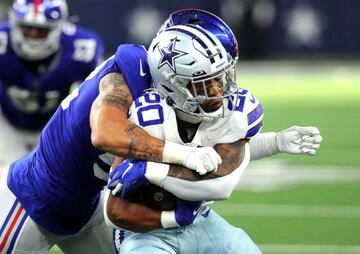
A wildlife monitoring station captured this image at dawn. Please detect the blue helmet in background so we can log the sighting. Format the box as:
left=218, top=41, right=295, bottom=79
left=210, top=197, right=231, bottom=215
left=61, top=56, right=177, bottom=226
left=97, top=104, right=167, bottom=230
left=9, top=0, right=68, bottom=60
left=158, top=8, right=239, bottom=62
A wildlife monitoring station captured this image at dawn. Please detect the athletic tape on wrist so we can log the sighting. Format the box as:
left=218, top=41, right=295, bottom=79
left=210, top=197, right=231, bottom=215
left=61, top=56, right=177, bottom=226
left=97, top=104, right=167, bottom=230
left=161, top=211, right=178, bottom=228
left=249, top=132, right=279, bottom=160
left=145, top=161, right=169, bottom=187
left=162, top=141, right=192, bottom=165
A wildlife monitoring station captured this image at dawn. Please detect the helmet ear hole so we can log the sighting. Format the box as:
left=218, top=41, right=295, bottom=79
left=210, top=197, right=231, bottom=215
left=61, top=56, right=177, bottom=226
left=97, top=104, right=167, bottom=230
left=166, top=97, right=175, bottom=106
left=188, top=18, right=201, bottom=24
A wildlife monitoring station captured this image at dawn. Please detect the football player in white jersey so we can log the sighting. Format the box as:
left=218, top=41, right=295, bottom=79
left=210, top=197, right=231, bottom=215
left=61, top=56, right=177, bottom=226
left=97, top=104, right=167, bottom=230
left=104, top=21, right=322, bottom=253
left=102, top=24, right=267, bottom=254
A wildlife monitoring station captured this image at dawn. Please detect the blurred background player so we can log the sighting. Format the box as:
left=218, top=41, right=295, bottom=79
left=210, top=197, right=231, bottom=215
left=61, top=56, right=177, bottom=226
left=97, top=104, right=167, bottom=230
left=0, top=0, right=104, bottom=170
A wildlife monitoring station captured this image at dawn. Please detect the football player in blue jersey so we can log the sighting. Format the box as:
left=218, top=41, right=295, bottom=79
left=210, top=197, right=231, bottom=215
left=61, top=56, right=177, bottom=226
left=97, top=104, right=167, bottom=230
left=0, top=0, right=104, bottom=170
left=0, top=6, right=228, bottom=254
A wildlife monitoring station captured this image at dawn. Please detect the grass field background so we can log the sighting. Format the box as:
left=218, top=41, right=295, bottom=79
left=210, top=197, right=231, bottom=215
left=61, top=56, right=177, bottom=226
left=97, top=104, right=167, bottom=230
left=50, top=61, right=360, bottom=254
left=212, top=61, right=360, bottom=254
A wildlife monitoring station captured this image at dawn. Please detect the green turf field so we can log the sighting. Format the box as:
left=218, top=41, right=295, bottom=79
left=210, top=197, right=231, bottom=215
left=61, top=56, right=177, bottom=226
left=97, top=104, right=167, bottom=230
left=50, top=62, right=360, bottom=254
left=211, top=62, right=360, bottom=254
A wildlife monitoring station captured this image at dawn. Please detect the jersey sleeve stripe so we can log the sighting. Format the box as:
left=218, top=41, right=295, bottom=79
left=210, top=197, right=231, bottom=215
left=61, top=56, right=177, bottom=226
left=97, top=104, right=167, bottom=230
left=245, top=120, right=263, bottom=138
left=247, top=103, right=263, bottom=125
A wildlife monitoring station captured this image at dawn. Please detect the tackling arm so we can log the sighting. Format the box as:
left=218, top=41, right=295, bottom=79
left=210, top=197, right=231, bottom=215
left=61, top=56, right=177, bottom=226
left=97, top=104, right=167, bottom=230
left=89, top=72, right=220, bottom=173
left=90, top=72, right=164, bottom=161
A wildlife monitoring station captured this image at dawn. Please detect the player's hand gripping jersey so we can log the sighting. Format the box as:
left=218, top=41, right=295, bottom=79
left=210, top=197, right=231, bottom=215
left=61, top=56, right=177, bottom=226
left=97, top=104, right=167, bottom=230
left=0, top=22, right=103, bottom=130
left=6, top=44, right=151, bottom=235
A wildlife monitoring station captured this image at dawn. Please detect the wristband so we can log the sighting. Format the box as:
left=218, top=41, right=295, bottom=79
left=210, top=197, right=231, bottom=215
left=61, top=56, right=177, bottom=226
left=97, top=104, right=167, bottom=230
left=145, top=161, right=169, bottom=187
left=103, top=189, right=120, bottom=229
left=162, top=141, right=192, bottom=165
left=160, top=211, right=179, bottom=228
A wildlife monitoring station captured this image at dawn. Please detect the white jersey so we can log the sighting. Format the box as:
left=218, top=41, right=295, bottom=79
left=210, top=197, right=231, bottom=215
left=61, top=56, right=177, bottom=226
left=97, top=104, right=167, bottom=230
left=128, top=89, right=263, bottom=146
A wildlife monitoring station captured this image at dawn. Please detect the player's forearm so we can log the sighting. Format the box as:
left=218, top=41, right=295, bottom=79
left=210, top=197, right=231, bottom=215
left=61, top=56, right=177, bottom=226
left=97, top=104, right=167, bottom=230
left=91, top=72, right=199, bottom=164
left=166, top=139, right=247, bottom=181
left=90, top=72, right=165, bottom=161
left=147, top=140, right=249, bottom=200
left=106, top=194, right=163, bottom=233
left=90, top=104, right=164, bottom=161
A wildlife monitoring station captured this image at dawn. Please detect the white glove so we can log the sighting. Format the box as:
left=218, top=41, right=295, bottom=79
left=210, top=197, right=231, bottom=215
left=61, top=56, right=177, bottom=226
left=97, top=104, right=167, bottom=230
left=162, top=141, right=222, bottom=175
left=184, top=147, right=222, bottom=175
left=276, top=126, right=323, bottom=155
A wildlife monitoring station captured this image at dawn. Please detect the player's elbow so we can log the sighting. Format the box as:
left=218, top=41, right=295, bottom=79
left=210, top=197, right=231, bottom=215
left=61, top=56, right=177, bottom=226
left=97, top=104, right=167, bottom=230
left=212, top=184, right=234, bottom=200
left=210, top=178, right=237, bottom=200
left=91, top=130, right=108, bottom=149
left=104, top=193, right=124, bottom=229
left=90, top=124, right=119, bottom=150
left=106, top=200, right=127, bottom=228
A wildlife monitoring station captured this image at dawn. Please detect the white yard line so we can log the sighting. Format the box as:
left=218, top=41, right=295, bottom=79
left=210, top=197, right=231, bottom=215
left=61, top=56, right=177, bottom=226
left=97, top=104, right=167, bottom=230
left=212, top=203, right=360, bottom=218
left=259, top=244, right=360, bottom=254
left=237, top=162, right=360, bottom=192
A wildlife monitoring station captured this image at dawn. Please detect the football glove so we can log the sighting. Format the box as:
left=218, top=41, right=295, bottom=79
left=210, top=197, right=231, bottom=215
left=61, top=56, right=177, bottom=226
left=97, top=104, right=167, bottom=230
left=277, top=126, right=323, bottom=155
left=107, top=159, right=147, bottom=198
left=161, top=199, right=202, bottom=228
left=163, top=141, right=221, bottom=175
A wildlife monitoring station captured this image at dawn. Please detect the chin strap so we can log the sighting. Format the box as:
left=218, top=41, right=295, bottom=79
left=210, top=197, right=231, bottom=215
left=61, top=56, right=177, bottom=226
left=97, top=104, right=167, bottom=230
left=175, top=109, right=202, bottom=124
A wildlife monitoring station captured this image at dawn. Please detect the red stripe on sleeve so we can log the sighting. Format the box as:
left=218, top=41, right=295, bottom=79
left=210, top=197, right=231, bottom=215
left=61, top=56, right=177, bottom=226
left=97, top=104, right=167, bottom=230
left=0, top=206, right=24, bottom=252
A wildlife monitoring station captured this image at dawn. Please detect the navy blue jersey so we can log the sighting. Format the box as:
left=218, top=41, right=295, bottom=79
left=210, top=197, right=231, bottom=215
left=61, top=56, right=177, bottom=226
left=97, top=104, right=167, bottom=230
left=0, top=22, right=104, bottom=130
left=7, top=44, right=152, bottom=235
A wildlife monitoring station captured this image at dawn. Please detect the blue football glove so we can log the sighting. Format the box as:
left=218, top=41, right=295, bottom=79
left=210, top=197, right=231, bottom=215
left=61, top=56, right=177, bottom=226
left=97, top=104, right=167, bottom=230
left=174, top=199, right=202, bottom=227
left=107, top=159, right=148, bottom=198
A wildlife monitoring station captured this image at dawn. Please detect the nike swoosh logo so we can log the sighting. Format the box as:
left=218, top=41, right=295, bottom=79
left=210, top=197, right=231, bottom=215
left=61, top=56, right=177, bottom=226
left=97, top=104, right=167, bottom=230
left=139, top=59, right=147, bottom=77
left=121, top=163, right=134, bottom=178
left=201, top=208, right=211, bottom=218
left=250, top=95, right=256, bottom=103
left=193, top=206, right=202, bottom=216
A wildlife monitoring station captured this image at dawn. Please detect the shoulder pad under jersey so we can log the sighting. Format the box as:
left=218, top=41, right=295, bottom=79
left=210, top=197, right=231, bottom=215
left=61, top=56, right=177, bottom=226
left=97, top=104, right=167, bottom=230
left=218, top=88, right=263, bottom=143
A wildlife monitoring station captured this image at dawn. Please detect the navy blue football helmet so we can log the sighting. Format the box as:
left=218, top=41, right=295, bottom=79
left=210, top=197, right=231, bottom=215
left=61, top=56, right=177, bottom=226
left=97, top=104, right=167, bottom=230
left=158, top=9, right=239, bottom=62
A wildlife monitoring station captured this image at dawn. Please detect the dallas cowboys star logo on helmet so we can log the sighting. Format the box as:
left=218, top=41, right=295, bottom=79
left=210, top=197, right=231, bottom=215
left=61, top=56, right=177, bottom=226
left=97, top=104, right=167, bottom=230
left=157, top=38, right=187, bottom=72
